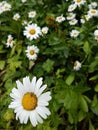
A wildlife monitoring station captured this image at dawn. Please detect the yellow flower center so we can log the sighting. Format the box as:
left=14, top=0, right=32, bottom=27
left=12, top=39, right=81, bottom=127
left=29, top=29, right=36, bottom=35
left=30, top=50, right=35, bottom=55
left=77, top=0, right=81, bottom=2
left=95, top=35, right=98, bottom=39
left=91, top=10, right=96, bottom=14
left=22, top=92, right=37, bottom=110
left=8, top=39, right=13, bottom=44
left=74, top=61, right=77, bottom=67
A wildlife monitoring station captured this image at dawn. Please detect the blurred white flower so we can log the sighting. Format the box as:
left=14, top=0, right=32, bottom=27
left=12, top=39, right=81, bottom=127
left=70, top=30, right=80, bottom=38
left=41, top=27, right=49, bottom=34
left=69, top=18, right=78, bottom=25
left=6, top=35, right=15, bottom=48
left=88, top=2, right=97, bottom=9
left=68, top=4, right=77, bottom=12
left=0, top=1, right=11, bottom=14
left=25, top=45, right=39, bottom=60
left=67, top=13, right=76, bottom=20
left=9, top=76, right=52, bottom=127
left=55, top=14, right=65, bottom=23
left=74, top=0, right=86, bottom=7
left=21, top=0, right=27, bottom=3
left=94, top=30, right=98, bottom=41
left=73, top=61, right=81, bottom=71
left=13, top=13, right=20, bottom=21
left=88, top=9, right=98, bottom=17
left=23, top=23, right=42, bottom=40
left=84, top=14, right=91, bottom=21
left=28, top=11, right=36, bottom=18
left=80, top=18, right=85, bottom=24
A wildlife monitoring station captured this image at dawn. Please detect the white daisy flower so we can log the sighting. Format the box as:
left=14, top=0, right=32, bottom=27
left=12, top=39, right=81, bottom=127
left=94, top=30, right=98, bottom=41
left=88, top=9, right=98, bottom=17
left=70, top=29, right=80, bottom=38
left=6, top=35, right=15, bottom=48
left=88, top=2, right=97, bottom=9
left=68, top=4, right=77, bottom=12
left=69, top=18, right=78, bottom=25
left=23, top=23, right=42, bottom=40
left=9, top=76, right=52, bottom=127
left=73, top=61, right=81, bottom=71
left=41, top=27, right=49, bottom=34
left=84, top=14, right=91, bottom=21
left=21, top=0, right=27, bottom=3
left=55, top=14, right=65, bottom=23
left=13, top=13, right=20, bottom=21
left=28, top=11, right=36, bottom=18
left=25, top=45, right=39, bottom=60
left=80, top=18, right=85, bottom=24
left=2, top=2, right=11, bottom=12
left=66, top=13, right=76, bottom=20
left=74, top=0, right=86, bottom=7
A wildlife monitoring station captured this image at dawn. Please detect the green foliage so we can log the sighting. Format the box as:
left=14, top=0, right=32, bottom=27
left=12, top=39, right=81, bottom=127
left=0, top=0, right=98, bottom=130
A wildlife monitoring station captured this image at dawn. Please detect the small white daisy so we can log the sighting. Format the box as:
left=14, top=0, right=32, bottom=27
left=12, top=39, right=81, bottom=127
left=70, top=29, right=80, bottom=38
left=28, top=11, right=36, bottom=18
left=68, top=4, right=77, bottom=12
left=21, top=0, right=27, bottom=3
left=73, top=61, right=81, bottom=71
left=94, top=30, right=98, bottom=41
left=69, top=18, right=78, bottom=25
left=74, top=0, right=86, bottom=7
left=88, top=9, right=98, bottom=17
left=88, top=2, right=97, bottom=9
left=41, top=27, right=49, bottom=34
left=66, top=13, right=76, bottom=20
left=23, top=23, right=42, bottom=40
left=84, top=14, right=91, bottom=21
left=13, top=13, right=20, bottom=21
left=9, top=76, right=52, bottom=127
left=2, top=2, right=11, bottom=12
left=25, top=45, right=39, bottom=60
left=80, top=18, right=85, bottom=24
left=6, top=35, right=15, bottom=48
left=55, top=14, right=65, bottom=23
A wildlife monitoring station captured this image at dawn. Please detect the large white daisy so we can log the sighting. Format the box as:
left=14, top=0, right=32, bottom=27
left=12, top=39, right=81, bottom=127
left=25, top=45, right=39, bottom=60
left=23, top=23, right=42, bottom=40
left=74, top=0, right=86, bottom=6
left=9, top=76, right=52, bottom=127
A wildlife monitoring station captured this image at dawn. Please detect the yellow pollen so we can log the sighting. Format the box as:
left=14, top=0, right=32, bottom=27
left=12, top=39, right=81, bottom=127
left=74, top=32, right=77, bottom=35
left=77, top=0, right=81, bottom=2
left=8, top=39, right=13, bottom=44
left=91, top=10, right=96, bottom=14
left=95, top=35, right=98, bottom=39
left=74, top=61, right=77, bottom=67
left=22, top=92, right=37, bottom=110
left=29, top=29, right=36, bottom=35
left=30, top=50, right=35, bottom=55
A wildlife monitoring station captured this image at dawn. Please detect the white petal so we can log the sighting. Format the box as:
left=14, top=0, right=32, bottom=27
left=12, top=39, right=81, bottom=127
left=34, top=78, right=43, bottom=94
left=31, top=76, right=36, bottom=88
left=30, top=111, right=38, bottom=127
left=38, top=92, right=52, bottom=102
left=34, top=110, right=43, bottom=124
left=36, top=85, right=47, bottom=97
left=36, top=107, right=47, bottom=119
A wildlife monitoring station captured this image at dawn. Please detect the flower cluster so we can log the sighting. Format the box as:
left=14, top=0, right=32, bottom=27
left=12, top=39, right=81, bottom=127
left=0, top=0, right=98, bottom=129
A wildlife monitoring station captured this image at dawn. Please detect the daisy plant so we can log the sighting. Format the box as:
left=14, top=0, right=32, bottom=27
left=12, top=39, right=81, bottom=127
left=0, top=0, right=98, bottom=130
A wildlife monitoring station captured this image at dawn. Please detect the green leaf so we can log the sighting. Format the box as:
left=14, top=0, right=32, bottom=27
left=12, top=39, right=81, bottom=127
left=78, top=110, right=86, bottom=122
left=0, top=60, right=5, bottom=70
left=42, top=59, right=54, bottom=73
left=83, top=41, right=91, bottom=54
left=65, top=73, right=75, bottom=86
left=94, top=84, right=98, bottom=92
left=89, top=121, right=95, bottom=130
left=79, top=95, right=88, bottom=112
